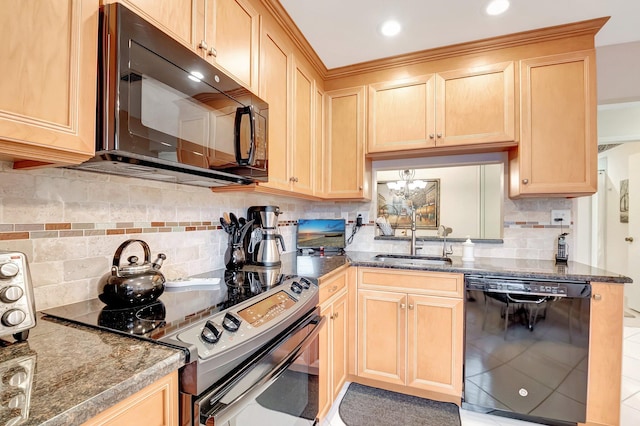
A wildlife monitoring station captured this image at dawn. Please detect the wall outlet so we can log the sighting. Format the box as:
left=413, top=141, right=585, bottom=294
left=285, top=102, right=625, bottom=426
left=551, top=209, right=571, bottom=225
left=357, top=211, right=370, bottom=224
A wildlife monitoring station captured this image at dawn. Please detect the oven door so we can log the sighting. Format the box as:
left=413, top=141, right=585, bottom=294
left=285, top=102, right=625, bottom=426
left=195, top=308, right=325, bottom=426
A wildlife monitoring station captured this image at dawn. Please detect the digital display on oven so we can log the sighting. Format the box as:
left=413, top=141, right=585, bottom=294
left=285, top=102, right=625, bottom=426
left=237, top=291, right=296, bottom=327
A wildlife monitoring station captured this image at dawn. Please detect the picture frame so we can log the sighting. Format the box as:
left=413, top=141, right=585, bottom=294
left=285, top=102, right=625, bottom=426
left=376, top=179, right=440, bottom=230
left=621, top=178, right=629, bottom=223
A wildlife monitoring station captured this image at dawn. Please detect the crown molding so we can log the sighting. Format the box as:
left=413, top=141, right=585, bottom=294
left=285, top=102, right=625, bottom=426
left=260, top=0, right=328, bottom=78
left=324, top=16, right=610, bottom=80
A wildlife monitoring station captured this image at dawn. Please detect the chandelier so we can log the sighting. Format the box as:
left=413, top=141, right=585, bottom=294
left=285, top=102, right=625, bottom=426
left=386, top=169, right=427, bottom=199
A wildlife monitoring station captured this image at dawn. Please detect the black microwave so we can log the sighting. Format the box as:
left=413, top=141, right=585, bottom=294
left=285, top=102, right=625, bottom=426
left=72, top=3, right=268, bottom=187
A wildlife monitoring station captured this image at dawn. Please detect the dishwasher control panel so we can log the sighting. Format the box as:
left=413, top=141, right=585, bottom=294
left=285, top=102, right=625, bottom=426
left=465, top=275, right=590, bottom=298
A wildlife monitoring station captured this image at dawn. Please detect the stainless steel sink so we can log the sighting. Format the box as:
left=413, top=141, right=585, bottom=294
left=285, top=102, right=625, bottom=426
left=374, top=254, right=453, bottom=266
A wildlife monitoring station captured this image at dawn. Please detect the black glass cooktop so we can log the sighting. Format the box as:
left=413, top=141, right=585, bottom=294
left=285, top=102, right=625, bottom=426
left=43, top=269, right=288, bottom=341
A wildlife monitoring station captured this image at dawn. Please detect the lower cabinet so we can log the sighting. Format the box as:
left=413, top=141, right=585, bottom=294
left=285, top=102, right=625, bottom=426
left=82, top=371, right=178, bottom=426
left=318, top=268, right=349, bottom=420
left=356, top=268, right=464, bottom=398
left=582, top=282, right=624, bottom=426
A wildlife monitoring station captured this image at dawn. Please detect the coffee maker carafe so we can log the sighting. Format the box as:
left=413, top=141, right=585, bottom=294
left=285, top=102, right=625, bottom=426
left=245, top=206, right=285, bottom=266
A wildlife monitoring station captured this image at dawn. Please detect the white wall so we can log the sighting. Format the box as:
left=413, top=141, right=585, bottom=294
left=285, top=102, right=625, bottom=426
left=597, top=41, right=640, bottom=104
left=597, top=142, right=640, bottom=275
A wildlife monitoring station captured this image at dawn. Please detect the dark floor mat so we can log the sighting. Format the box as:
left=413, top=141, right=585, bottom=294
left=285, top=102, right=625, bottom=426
left=339, top=382, right=461, bottom=426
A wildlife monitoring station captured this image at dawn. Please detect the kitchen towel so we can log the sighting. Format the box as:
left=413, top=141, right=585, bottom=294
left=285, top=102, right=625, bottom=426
left=339, top=382, right=461, bottom=426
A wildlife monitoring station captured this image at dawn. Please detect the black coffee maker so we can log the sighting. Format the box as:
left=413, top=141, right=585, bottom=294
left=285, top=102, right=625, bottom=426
left=244, top=206, right=285, bottom=266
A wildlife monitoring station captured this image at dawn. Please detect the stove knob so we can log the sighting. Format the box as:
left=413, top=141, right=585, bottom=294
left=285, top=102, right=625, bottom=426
left=201, top=320, right=222, bottom=344
left=1, top=309, right=26, bottom=327
left=0, top=262, right=19, bottom=279
left=0, top=286, right=24, bottom=303
left=299, top=277, right=311, bottom=289
left=222, top=313, right=242, bottom=332
left=290, top=282, right=303, bottom=294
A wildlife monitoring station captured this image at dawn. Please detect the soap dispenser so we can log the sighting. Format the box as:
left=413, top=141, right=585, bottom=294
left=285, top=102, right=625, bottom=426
left=462, top=236, right=475, bottom=262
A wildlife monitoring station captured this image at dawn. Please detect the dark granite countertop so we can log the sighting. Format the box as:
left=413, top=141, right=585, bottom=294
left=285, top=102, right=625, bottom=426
left=0, top=314, right=184, bottom=426
left=345, top=251, right=632, bottom=284
left=5, top=250, right=627, bottom=426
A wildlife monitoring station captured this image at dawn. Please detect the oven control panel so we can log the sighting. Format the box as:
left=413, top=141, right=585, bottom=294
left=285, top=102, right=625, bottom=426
left=175, top=276, right=318, bottom=361
left=0, top=354, right=36, bottom=424
left=0, top=252, right=36, bottom=342
left=466, top=275, right=590, bottom=298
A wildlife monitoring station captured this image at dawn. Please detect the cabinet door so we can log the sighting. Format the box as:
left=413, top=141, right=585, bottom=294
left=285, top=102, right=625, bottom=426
left=259, top=27, right=291, bottom=190
left=0, top=0, right=98, bottom=166
left=357, top=289, right=405, bottom=385
left=331, top=291, right=348, bottom=399
left=436, top=61, right=515, bottom=147
left=82, top=371, right=178, bottom=426
left=314, top=88, right=326, bottom=197
left=367, top=75, right=436, bottom=153
left=290, top=57, right=315, bottom=195
left=585, top=282, right=623, bottom=426
left=324, top=86, right=370, bottom=199
left=317, top=302, right=332, bottom=420
left=205, top=0, right=259, bottom=91
left=114, top=0, right=197, bottom=50
left=513, top=50, right=597, bottom=197
left=406, top=295, right=463, bottom=396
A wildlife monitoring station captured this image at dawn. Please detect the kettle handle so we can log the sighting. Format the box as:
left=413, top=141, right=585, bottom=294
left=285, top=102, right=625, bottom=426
left=112, top=239, right=151, bottom=272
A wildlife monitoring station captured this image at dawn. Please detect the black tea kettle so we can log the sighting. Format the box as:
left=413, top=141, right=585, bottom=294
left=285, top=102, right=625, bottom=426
left=99, top=239, right=166, bottom=307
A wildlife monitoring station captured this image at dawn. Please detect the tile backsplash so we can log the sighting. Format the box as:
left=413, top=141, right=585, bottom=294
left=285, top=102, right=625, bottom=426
left=0, top=161, right=572, bottom=310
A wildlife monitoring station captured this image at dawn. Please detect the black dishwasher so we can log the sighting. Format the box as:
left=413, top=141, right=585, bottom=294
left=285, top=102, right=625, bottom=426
left=463, top=275, right=591, bottom=426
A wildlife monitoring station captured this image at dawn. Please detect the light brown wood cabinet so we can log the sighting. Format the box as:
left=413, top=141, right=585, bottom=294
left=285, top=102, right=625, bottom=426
left=510, top=50, right=597, bottom=198
left=0, top=0, right=98, bottom=166
left=82, top=371, right=179, bottom=426
left=289, top=57, right=316, bottom=195
left=581, top=282, right=624, bottom=426
left=324, top=87, right=371, bottom=199
left=115, top=0, right=258, bottom=91
left=356, top=268, right=464, bottom=397
left=196, top=0, right=259, bottom=91
left=318, top=268, right=349, bottom=420
left=259, top=26, right=291, bottom=191
left=367, top=62, right=515, bottom=154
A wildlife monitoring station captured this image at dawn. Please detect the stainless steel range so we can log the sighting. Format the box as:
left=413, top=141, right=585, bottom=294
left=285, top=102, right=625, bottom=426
left=44, top=268, right=323, bottom=426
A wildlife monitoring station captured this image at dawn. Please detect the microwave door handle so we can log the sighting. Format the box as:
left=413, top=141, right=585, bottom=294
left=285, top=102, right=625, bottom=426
left=234, top=105, right=256, bottom=166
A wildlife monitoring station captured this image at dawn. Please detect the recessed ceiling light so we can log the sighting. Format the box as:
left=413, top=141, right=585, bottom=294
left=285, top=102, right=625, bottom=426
left=486, top=0, right=510, bottom=16
left=380, top=20, right=401, bottom=37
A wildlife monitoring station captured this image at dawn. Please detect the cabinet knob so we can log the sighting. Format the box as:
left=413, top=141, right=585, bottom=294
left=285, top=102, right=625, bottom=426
left=400, top=303, right=406, bottom=310
left=359, top=186, right=363, bottom=190
left=593, top=294, right=602, bottom=301
left=408, top=303, right=414, bottom=310
left=429, top=134, right=435, bottom=139
left=522, top=179, right=529, bottom=184
left=437, top=133, right=442, bottom=138
left=625, top=236, right=634, bottom=243
left=208, top=47, right=217, bottom=57
left=334, top=312, right=339, bottom=319
left=198, top=40, right=208, bottom=50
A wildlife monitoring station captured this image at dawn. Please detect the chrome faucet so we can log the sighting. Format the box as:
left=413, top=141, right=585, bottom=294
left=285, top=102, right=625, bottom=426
left=439, top=225, right=453, bottom=257
left=410, top=209, right=421, bottom=256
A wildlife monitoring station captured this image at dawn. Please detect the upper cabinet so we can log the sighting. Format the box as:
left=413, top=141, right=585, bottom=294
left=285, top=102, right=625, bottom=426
left=509, top=50, right=597, bottom=198
left=259, top=26, right=291, bottom=191
left=325, top=87, right=371, bottom=200
left=117, top=0, right=258, bottom=92
left=196, top=0, right=259, bottom=91
left=367, top=62, right=515, bottom=154
left=0, top=0, right=98, bottom=166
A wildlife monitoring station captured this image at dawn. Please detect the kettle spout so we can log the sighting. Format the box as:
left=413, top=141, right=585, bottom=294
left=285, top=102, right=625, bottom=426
left=152, top=253, right=166, bottom=270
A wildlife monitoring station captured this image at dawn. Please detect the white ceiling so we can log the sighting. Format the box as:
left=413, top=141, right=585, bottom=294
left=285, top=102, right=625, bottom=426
left=279, top=0, right=640, bottom=70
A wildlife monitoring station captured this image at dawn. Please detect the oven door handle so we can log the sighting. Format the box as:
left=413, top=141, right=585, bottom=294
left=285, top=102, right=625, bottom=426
left=202, top=314, right=326, bottom=425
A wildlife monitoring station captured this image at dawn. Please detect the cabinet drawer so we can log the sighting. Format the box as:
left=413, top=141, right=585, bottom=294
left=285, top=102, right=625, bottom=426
left=358, top=268, right=463, bottom=298
left=319, top=270, right=348, bottom=304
